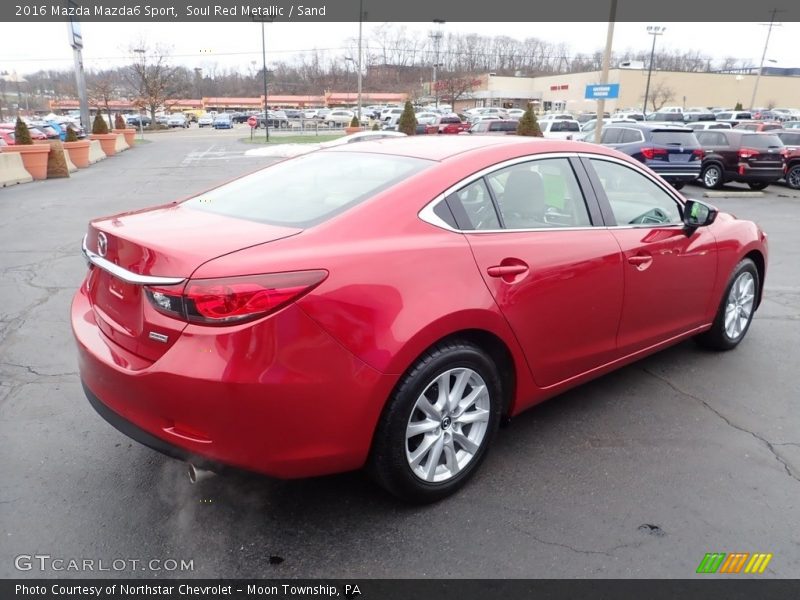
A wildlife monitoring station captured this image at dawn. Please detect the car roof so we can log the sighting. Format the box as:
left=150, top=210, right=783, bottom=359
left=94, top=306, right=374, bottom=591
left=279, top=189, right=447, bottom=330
left=323, top=135, right=622, bottom=162
left=606, top=122, right=692, bottom=132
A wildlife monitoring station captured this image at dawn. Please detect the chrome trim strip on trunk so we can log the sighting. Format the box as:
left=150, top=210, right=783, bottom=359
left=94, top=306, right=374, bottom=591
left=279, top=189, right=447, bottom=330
left=81, top=235, right=186, bottom=286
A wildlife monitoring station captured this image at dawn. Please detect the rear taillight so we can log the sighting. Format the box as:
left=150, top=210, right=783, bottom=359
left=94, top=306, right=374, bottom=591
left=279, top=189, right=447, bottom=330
left=641, top=147, right=668, bottom=160
left=739, top=147, right=760, bottom=159
left=145, top=270, right=328, bottom=326
left=692, top=148, right=705, bottom=160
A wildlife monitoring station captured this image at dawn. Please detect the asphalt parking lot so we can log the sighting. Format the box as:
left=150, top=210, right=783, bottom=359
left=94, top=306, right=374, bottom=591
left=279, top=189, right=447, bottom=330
left=1, top=126, right=799, bottom=579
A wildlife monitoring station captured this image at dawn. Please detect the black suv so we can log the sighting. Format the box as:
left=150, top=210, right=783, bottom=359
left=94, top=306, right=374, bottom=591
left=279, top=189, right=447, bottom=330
left=694, top=130, right=785, bottom=190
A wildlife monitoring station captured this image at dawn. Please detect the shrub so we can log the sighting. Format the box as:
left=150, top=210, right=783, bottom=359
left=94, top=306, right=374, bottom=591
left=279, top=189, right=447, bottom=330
left=516, top=105, right=543, bottom=137
left=372, top=123, right=380, bottom=131
left=734, top=102, right=743, bottom=111
left=397, top=101, right=418, bottom=136
left=349, top=115, right=360, bottom=128
left=114, top=113, right=126, bottom=129
left=64, top=125, right=79, bottom=142
left=14, top=117, right=33, bottom=145
left=91, top=112, right=109, bottom=135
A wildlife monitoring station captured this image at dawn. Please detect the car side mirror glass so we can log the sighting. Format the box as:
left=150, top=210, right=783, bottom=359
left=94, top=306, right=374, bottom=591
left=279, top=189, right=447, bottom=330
left=683, top=199, right=718, bottom=228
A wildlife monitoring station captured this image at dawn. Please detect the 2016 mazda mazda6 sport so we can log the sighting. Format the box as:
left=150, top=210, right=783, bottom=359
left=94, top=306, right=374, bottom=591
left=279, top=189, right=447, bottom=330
left=72, top=136, right=768, bottom=502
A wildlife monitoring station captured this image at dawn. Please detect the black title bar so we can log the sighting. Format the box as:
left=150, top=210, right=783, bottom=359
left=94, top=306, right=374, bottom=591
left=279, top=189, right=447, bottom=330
left=4, top=0, right=800, bottom=22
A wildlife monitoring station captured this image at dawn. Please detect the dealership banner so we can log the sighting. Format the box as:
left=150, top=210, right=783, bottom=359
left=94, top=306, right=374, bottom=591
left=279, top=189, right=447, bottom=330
left=3, top=0, right=800, bottom=22
left=4, top=579, right=800, bottom=599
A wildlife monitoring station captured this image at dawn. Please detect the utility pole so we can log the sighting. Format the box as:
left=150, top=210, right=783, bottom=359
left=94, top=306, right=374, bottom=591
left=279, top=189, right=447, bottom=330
left=594, top=0, right=617, bottom=144
left=252, top=15, right=273, bottom=141
left=750, top=9, right=783, bottom=110
left=67, top=0, right=90, bottom=130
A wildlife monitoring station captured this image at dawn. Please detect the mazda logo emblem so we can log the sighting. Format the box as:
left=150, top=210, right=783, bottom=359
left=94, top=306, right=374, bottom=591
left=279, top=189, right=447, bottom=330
left=97, top=232, right=108, bottom=258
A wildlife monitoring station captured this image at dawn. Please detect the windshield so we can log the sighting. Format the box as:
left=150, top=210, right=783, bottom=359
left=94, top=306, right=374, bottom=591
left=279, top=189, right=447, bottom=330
left=186, top=151, right=432, bottom=227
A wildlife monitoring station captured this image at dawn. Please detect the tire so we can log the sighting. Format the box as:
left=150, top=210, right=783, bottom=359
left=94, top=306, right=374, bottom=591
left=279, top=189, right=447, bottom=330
left=701, top=164, right=723, bottom=189
left=695, top=258, right=759, bottom=351
left=786, top=165, right=800, bottom=190
left=369, top=339, right=503, bottom=503
left=747, top=181, right=769, bottom=191
left=671, top=182, right=685, bottom=190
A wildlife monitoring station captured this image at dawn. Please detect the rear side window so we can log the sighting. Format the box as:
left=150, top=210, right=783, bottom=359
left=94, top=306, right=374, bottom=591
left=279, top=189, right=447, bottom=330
left=716, top=113, right=732, bottom=120
left=447, top=179, right=500, bottom=231
left=697, top=132, right=728, bottom=146
left=742, top=134, right=783, bottom=149
left=186, top=152, right=431, bottom=227
left=601, top=128, right=624, bottom=144
left=651, top=131, right=699, bottom=146
left=778, top=132, right=800, bottom=145
left=620, top=129, right=643, bottom=143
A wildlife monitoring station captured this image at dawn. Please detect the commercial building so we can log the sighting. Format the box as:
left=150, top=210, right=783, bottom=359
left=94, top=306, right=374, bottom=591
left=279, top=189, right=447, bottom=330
left=453, top=68, right=800, bottom=114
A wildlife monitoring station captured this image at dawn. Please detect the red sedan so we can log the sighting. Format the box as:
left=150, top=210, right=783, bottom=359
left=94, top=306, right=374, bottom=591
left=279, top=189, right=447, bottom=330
left=72, top=137, right=768, bottom=502
left=425, top=114, right=470, bottom=135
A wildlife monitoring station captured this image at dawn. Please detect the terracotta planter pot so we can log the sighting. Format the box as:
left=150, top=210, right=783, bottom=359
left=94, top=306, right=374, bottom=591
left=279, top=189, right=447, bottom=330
left=113, top=128, right=137, bottom=146
left=64, top=140, right=92, bottom=168
left=345, top=126, right=362, bottom=135
left=1, top=144, right=51, bottom=180
left=90, top=133, right=118, bottom=156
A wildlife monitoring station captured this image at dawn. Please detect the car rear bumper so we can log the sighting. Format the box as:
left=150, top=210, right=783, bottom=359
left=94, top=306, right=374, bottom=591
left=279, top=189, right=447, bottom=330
left=72, top=285, right=395, bottom=479
left=732, top=165, right=784, bottom=182
left=649, top=164, right=702, bottom=183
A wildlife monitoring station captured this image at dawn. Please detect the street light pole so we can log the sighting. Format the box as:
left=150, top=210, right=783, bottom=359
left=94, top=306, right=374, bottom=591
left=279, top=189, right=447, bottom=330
left=356, top=0, right=363, bottom=123
left=431, top=19, right=445, bottom=109
left=642, top=25, right=665, bottom=117
left=750, top=9, right=782, bottom=110
left=594, top=0, right=617, bottom=144
left=260, top=19, right=269, bottom=141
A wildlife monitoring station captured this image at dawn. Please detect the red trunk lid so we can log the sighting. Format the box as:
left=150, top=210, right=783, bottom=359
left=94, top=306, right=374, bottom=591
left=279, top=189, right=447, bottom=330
left=84, top=204, right=301, bottom=361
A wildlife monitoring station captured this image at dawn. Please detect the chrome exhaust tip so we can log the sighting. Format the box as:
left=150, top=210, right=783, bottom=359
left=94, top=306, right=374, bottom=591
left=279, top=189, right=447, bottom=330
left=187, top=463, right=215, bottom=484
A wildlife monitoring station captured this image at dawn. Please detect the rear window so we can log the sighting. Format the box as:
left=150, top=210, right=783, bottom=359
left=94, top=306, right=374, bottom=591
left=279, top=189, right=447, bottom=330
left=741, top=134, right=783, bottom=149
left=551, top=121, right=580, bottom=132
left=186, top=152, right=431, bottom=227
left=651, top=131, right=699, bottom=146
left=441, top=117, right=462, bottom=124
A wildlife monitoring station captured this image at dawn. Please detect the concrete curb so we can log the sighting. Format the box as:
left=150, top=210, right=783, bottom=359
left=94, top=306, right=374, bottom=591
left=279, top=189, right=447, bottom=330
left=703, top=191, right=765, bottom=198
left=88, top=140, right=107, bottom=164
left=114, top=133, right=130, bottom=153
left=0, top=152, right=34, bottom=187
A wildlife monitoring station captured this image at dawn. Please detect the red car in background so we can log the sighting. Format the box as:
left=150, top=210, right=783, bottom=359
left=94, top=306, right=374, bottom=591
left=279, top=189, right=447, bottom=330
left=72, top=136, right=768, bottom=503
left=425, top=114, right=470, bottom=134
left=0, top=124, right=49, bottom=144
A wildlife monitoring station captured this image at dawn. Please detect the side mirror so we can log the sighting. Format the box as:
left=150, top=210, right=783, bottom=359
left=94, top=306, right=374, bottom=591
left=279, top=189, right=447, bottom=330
left=683, top=199, right=718, bottom=229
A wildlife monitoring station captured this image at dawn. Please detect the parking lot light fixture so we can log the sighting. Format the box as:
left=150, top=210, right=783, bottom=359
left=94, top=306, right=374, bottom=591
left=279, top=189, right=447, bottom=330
left=642, top=25, right=665, bottom=117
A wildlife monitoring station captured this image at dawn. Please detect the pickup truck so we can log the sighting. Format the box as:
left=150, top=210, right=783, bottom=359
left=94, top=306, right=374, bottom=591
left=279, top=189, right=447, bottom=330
left=425, top=115, right=470, bottom=135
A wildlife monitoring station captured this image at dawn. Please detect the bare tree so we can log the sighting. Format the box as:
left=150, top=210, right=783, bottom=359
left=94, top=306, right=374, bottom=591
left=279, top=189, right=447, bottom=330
left=435, top=72, right=482, bottom=107
left=87, top=71, right=118, bottom=125
left=648, top=81, right=675, bottom=111
left=127, top=42, right=176, bottom=124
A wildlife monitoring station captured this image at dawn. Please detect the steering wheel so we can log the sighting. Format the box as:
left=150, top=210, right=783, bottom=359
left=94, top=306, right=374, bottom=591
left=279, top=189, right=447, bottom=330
left=630, top=207, right=669, bottom=224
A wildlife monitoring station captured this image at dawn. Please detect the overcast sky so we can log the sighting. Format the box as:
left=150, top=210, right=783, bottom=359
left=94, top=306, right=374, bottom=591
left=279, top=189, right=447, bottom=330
left=3, top=21, right=799, bottom=76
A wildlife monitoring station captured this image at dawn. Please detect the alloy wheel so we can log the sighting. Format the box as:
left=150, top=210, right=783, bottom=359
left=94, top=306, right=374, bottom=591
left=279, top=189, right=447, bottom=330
left=724, top=271, right=755, bottom=340
left=405, top=368, right=491, bottom=483
left=703, top=166, right=721, bottom=188
left=787, top=166, right=800, bottom=190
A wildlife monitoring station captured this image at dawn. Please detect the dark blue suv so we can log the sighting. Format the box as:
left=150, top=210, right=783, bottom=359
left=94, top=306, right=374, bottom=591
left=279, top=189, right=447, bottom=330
left=598, top=123, right=704, bottom=190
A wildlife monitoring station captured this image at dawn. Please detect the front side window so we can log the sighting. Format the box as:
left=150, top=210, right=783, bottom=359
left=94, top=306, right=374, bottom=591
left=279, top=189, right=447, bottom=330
left=484, top=158, right=592, bottom=228
left=589, top=159, right=682, bottom=226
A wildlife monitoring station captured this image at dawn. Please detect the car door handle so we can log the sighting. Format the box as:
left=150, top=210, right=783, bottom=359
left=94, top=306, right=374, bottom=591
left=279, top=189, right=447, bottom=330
left=487, top=264, right=529, bottom=278
left=627, top=254, right=653, bottom=270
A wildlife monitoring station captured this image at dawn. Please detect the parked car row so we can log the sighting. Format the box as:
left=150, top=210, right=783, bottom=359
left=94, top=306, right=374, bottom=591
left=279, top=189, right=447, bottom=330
left=583, top=121, right=800, bottom=190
